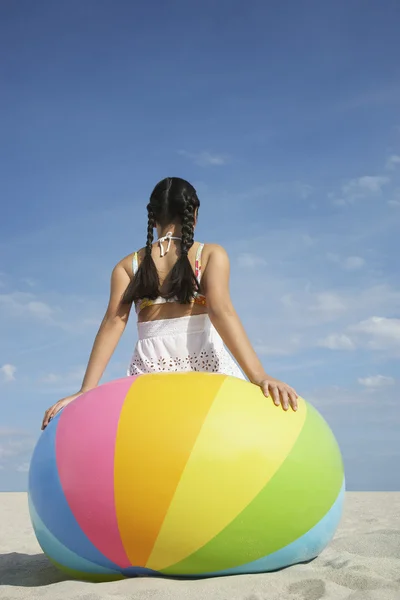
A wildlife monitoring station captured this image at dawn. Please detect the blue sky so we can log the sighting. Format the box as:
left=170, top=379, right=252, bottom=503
left=1, top=1, right=399, bottom=491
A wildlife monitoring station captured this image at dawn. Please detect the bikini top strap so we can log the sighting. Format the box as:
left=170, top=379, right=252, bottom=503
left=132, top=251, right=139, bottom=275
left=195, top=243, right=204, bottom=283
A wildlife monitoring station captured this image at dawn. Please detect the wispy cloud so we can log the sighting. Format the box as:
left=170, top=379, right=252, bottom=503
left=0, top=282, right=104, bottom=337
left=327, top=253, right=365, bottom=270
left=40, top=365, right=85, bottom=386
left=0, top=292, right=57, bottom=324
left=350, top=316, right=400, bottom=350
left=358, top=375, right=395, bottom=389
left=332, top=175, right=390, bottom=205
left=0, top=364, right=17, bottom=383
left=254, top=336, right=302, bottom=357
left=385, top=154, right=400, bottom=171
left=344, top=175, right=390, bottom=194
left=309, top=292, right=347, bottom=320
left=37, top=365, right=87, bottom=396
left=318, top=334, right=356, bottom=351
left=339, top=85, right=400, bottom=112
left=178, top=150, right=229, bottom=167
left=320, top=316, right=400, bottom=355
left=0, top=428, right=36, bottom=472
left=20, top=277, right=37, bottom=288
left=237, top=253, right=267, bottom=269
left=343, top=256, right=366, bottom=270
left=16, top=462, right=30, bottom=473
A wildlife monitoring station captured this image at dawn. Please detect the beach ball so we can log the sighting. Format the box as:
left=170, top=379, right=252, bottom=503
left=28, top=373, right=345, bottom=582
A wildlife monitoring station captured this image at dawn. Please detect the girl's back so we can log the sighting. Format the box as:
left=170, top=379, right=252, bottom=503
left=125, top=238, right=209, bottom=323
left=123, top=228, right=243, bottom=377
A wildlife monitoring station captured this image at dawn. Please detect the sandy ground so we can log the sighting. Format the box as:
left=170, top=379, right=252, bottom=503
left=0, top=492, right=399, bottom=600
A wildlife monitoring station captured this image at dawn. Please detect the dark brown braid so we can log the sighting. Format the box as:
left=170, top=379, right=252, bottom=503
left=145, top=206, right=156, bottom=255
left=166, top=190, right=199, bottom=302
left=180, top=196, right=196, bottom=256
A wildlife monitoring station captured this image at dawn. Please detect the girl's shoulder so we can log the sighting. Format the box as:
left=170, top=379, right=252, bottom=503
left=195, top=243, right=231, bottom=275
left=117, top=249, right=145, bottom=278
left=198, top=243, right=229, bottom=260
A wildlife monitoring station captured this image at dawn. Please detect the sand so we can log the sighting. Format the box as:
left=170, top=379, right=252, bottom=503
left=0, top=492, right=399, bottom=600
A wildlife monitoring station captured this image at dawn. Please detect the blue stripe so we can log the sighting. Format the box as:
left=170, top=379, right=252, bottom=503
left=28, top=495, right=121, bottom=575
left=28, top=411, right=121, bottom=571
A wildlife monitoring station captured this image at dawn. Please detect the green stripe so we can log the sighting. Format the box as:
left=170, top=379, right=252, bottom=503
left=49, top=557, right=125, bottom=583
left=162, top=402, right=344, bottom=575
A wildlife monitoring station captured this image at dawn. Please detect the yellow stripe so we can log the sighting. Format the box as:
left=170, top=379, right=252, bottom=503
left=114, top=373, right=226, bottom=567
left=147, top=377, right=307, bottom=571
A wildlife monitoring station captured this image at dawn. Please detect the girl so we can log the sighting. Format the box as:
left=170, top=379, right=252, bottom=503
left=42, top=177, right=298, bottom=429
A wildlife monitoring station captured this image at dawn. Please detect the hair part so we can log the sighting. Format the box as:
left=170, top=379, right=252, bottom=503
left=122, top=177, right=200, bottom=305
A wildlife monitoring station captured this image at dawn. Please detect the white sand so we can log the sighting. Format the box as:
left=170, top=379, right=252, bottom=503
left=0, top=492, right=399, bottom=600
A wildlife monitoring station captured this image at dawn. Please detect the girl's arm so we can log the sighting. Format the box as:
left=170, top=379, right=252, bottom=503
left=79, top=264, right=132, bottom=392
left=202, top=245, right=298, bottom=411
left=42, top=263, right=132, bottom=428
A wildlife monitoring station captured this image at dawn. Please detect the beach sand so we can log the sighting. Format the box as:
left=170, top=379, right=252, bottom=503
left=0, top=492, right=399, bottom=600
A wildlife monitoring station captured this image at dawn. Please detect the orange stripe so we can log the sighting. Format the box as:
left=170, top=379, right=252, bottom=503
left=114, top=373, right=225, bottom=567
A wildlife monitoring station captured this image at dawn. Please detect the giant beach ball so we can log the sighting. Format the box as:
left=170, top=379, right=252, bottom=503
left=28, top=373, right=345, bottom=581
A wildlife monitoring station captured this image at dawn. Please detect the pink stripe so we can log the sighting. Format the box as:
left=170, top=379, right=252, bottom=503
left=56, top=377, right=137, bottom=568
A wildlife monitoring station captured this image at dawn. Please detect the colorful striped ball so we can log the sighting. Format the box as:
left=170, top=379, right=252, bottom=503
left=28, top=373, right=345, bottom=582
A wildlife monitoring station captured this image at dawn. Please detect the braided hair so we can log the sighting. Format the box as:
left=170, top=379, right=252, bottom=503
left=122, top=177, right=200, bottom=305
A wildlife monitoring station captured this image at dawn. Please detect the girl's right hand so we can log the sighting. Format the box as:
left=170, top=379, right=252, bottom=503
left=41, top=392, right=83, bottom=430
left=258, top=378, right=299, bottom=412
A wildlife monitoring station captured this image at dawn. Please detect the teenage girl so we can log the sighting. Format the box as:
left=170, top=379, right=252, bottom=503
left=42, top=178, right=298, bottom=428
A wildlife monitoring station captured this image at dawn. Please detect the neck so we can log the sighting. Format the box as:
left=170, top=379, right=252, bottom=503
left=156, top=224, right=182, bottom=239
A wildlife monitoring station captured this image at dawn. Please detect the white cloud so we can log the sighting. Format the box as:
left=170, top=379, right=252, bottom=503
left=237, top=253, right=267, bottom=269
left=0, top=429, right=36, bottom=471
left=40, top=366, right=85, bottom=385
left=247, top=273, right=400, bottom=356
left=40, top=373, right=61, bottom=384
left=230, top=181, right=313, bottom=204
left=16, top=462, right=30, bottom=473
left=350, top=316, right=400, bottom=350
left=358, top=375, right=395, bottom=389
left=0, top=286, right=101, bottom=335
left=178, top=150, right=229, bottom=167
left=254, top=335, right=302, bottom=357
left=0, top=364, right=16, bottom=383
left=319, top=316, right=400, bottom=354
left=386, top=154, right=400, bottom=170
left=20, top=277, right=37, bottom=288
left=333, top=175, right=390, bottom=205
left=351, top=176, right=390, bottom=193
left=296, top=183, right=314, bottom=199
left=309, top=292, right=347, bottom=319
left=301, top=234, right=316, bottom=246
left=387, top=188, right=400, bottom=207
left=0, top=292, right=56, bottom=323
left=327, top=254, right=365, bottom=270
left=339, top=85, right=400, bottom=112
left=343, top=256, right=365, bottom=270
left=318, top=334, right=355, bottom=350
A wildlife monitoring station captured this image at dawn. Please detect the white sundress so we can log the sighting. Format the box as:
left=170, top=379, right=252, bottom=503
left=127, top=233, right=245, bottom=380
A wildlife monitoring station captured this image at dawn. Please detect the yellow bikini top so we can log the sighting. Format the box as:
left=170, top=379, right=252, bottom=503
left=132, top=232, right=207, bottom=315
